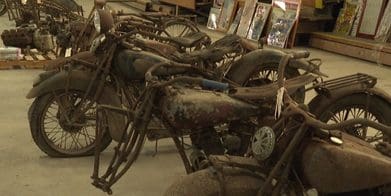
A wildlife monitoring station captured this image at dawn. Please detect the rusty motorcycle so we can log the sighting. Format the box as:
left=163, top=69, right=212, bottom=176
left=164, top=53, right=391, bottom=196
left=26, top=9, right=321, bottom=157
left=90, top=51, right=391, bottom=194
left=65, top=0, right=205, bottom=55
left=27, top=9, right=390, bottom=158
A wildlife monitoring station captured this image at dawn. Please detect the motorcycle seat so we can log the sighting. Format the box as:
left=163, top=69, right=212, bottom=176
left=231, top=74, right=317, bottom=100
left=169, top=31, right=210, bottom=48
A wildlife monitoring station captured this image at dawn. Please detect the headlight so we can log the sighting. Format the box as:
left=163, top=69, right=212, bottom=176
left=94, top=10, right=101, bottom=33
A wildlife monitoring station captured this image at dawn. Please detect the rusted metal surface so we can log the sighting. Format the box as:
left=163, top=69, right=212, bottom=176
left=162, top=53, right=391, bottom=196
left=161, top=87, right=259, bottom=129
left=300, top=134, right=391, bottom=193
left=164, top=167, right=264, bottom=196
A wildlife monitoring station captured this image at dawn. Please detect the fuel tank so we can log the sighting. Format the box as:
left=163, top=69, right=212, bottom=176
left=299, top=133, right=391, bottom=194
left=161, top=87, right=260, bottom=129
left=113, top=50, right=187, bottom=80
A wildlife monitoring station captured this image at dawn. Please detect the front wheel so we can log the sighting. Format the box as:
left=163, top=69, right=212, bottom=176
left=310, top=93, right=391, bottom=144
left=28, top=90, right=112, bottom=157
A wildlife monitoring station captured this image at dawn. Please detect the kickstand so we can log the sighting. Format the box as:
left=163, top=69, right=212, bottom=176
left=152, top=139, right=159, bottom=157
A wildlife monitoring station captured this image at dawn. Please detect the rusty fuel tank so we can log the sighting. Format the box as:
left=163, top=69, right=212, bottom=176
left=160, top=87, right=260, bottom=130
left=299, top=133, right=391, bottom=194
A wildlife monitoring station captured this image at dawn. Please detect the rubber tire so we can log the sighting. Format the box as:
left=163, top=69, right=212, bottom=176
left=28, top=91, right=112, bottom=157
left=164, top=167, right=265, bottom=196
left=309, top=93, right=391, bottom=142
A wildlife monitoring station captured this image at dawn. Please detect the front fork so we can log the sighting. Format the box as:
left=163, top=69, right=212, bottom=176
left=91, top=87, right=157, bottom=194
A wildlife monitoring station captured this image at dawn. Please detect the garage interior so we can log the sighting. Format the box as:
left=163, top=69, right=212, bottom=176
left=0, top=0, right=390, bottom=195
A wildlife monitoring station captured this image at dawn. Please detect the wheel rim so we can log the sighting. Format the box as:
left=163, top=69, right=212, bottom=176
left=324, top=106, right=385, bottom=144
left=41, top=91, right=98, bottom=155
left=246, top=66, right=304, bottom=103
left=163, top=22, right=197, bottom=37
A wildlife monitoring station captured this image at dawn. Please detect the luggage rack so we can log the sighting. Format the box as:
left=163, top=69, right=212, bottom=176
left=313, top=73, right=377, bottom=96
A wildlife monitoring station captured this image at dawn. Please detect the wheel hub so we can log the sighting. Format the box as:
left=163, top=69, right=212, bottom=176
left=58, top=110, right=86, bottom=133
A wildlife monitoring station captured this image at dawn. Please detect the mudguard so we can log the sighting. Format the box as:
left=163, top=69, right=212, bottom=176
left=26, top=70, right=112, bottom=99
left=300, top=133, right=391, bottom=193
left=225, top=48, right=320, bottom=85
left=26, top=70, right=126, bottom=141
left=308, top=87, right=391, bottom=116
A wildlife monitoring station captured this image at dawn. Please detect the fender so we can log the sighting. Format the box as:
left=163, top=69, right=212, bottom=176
left=225, top=48, right=319, bottom=85
left=26, top=70, right=126, bottom=141
left=44, top=51, right=97, bottom=71
left=308, top=87, right=391, bottom=115
left=26, top=70, right=114, bottom=99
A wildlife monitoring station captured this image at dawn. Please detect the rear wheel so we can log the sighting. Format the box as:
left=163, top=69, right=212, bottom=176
left=245, top=64, right=305, bottom=103
left=162, top=20, right=199, bottom=37
left=310, top=93, right=391, bottom=144
left=28, top=90, right=112, bottom=157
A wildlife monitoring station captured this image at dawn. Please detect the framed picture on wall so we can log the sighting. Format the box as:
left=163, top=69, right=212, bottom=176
left=217, top=0, right=237, bottom=31
left=236, top=0, right=257, bottom=37
left=333, top=2, right=359, bottom=35
left=357, top=0, right=386, bottom=39
left=214, top=0, right=224, bottom=8
left=207, top=7, right=221, bottom=30
left=267, top=0, right=301, bottom=48
left=247, top=3, right=272, bottom=41
left=228, top=7, right=243, bottom=34
left=267, top=18, right=295, bottom=48
left=375, top=1, right=391, bottom=42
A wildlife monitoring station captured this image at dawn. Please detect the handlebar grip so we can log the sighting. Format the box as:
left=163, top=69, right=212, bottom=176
left=201, top=79, right=229, bottom=91
left=290, top=51, right=310, bottom=59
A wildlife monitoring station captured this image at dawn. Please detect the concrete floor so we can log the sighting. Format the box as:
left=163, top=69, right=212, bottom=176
left=0, top=1, right=391, bottom=196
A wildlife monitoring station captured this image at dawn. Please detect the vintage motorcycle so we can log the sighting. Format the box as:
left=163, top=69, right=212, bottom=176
left=26, top=9, right=323, bottom=157
left=90, top=50, right=391, bottom=194
left=27, top=9, right=391, bottom=158
left=66, top=0, right=204, bottom=55
left=163, top=53, right=391, bottom=196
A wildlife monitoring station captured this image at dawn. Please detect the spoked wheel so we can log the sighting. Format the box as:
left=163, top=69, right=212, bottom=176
left=246, top=64, right=305, bottom=103
left=161, top=20, right=199, bottom=37
left=28, top=90, right=112, bottom=157
left=0, top=0, right=7, bottom=16
left=311, top=93, right=391, bottom=144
